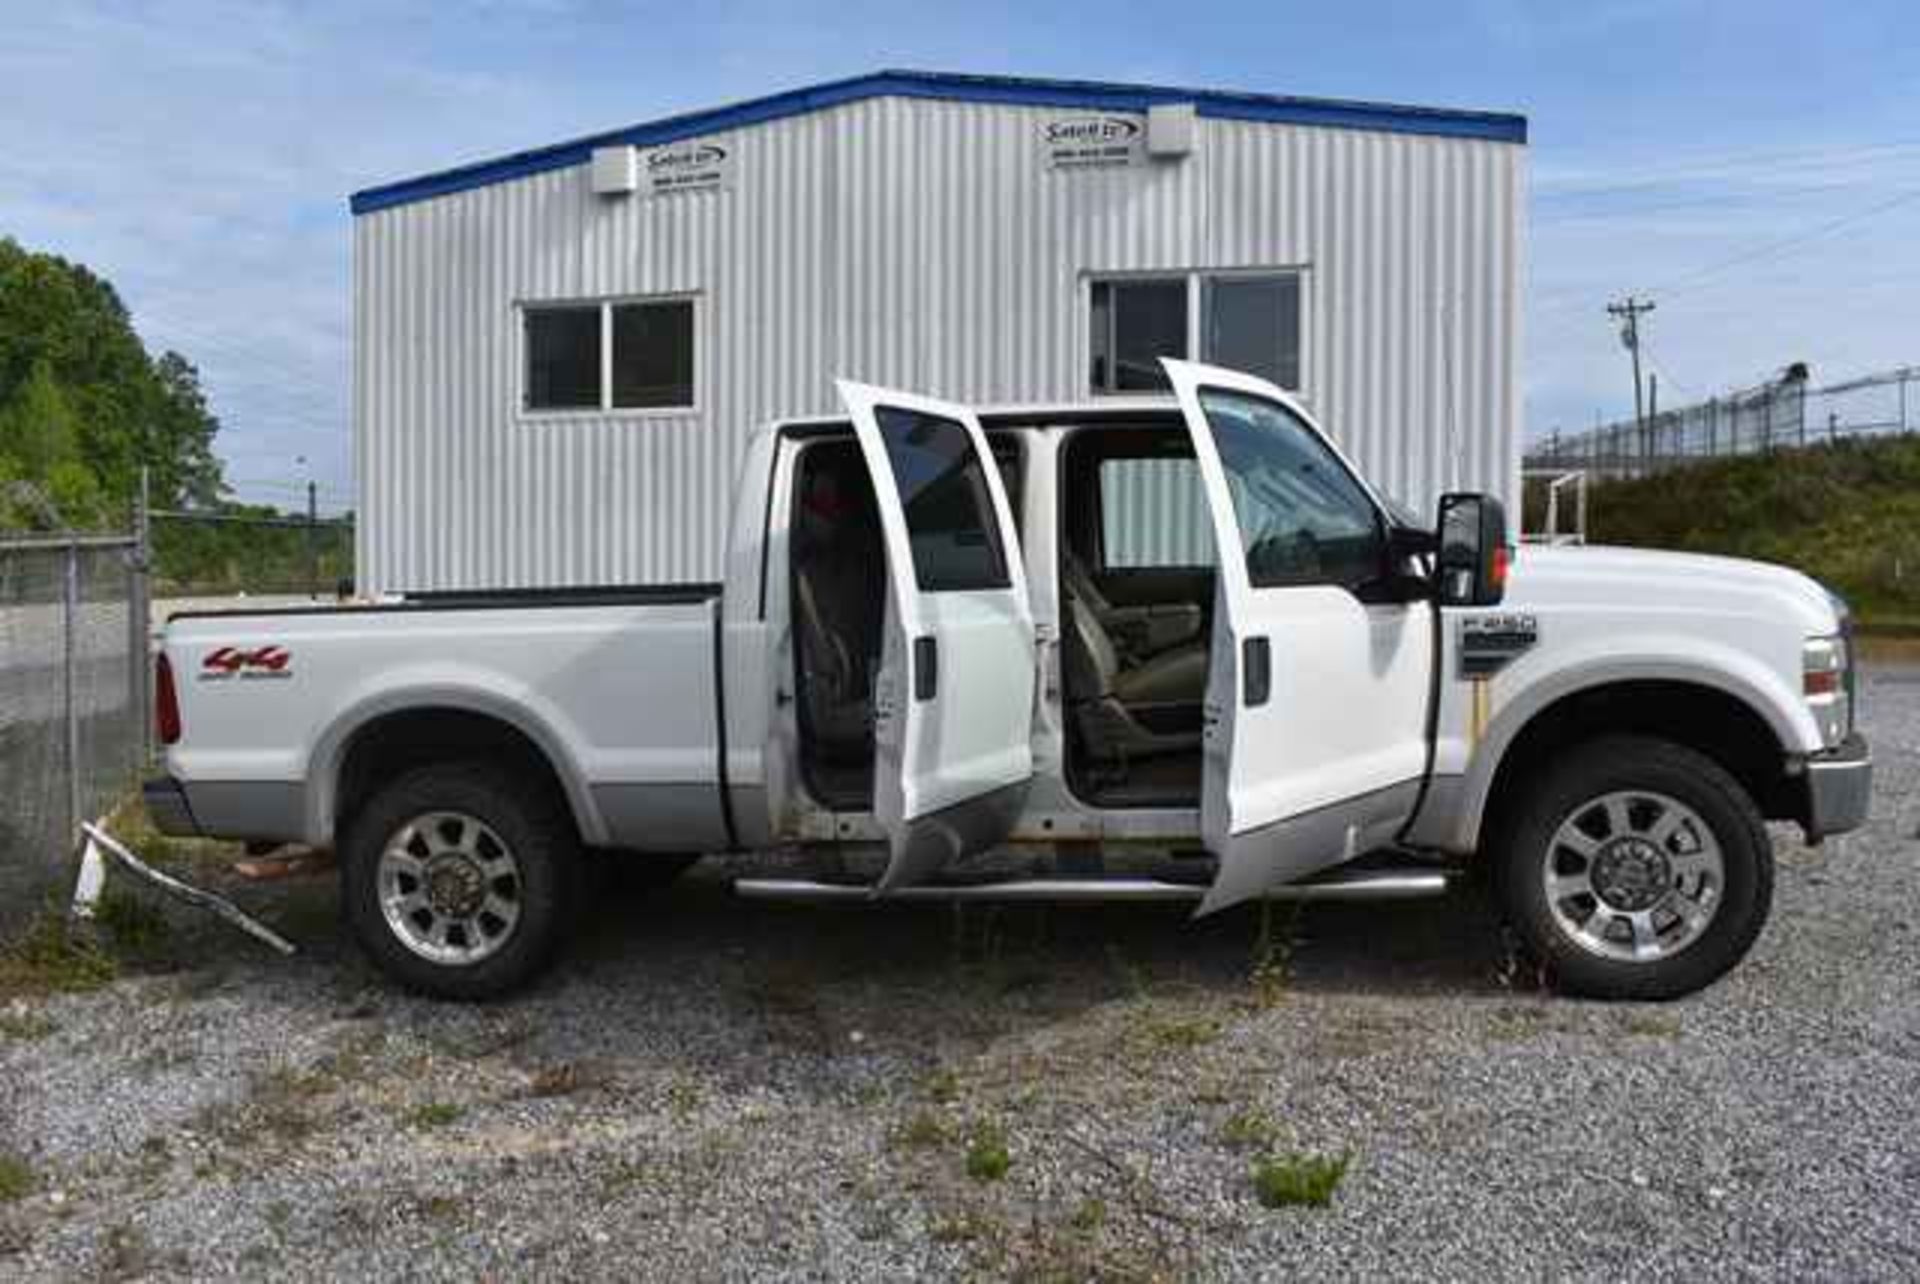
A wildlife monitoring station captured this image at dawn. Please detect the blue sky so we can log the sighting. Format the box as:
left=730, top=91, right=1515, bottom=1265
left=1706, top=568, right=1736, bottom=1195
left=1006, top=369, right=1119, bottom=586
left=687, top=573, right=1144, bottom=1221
left=4, top=0, right=1917, bottom=510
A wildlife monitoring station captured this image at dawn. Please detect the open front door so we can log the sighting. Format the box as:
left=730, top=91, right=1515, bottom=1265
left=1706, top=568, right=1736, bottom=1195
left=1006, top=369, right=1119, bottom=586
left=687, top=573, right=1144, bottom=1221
left=835, top=380, right=1036, bottom=892
left=1162, top=360, right=1435, bottom=915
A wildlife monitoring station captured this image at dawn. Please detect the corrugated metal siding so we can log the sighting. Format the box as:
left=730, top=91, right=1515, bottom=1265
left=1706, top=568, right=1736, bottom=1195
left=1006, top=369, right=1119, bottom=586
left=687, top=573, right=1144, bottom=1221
left=355, top=98, right=1522, bottom=593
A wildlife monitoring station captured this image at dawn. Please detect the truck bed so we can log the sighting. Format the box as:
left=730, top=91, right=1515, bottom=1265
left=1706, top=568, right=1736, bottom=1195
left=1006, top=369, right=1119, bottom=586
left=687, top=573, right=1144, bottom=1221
left=157, top=583, right=733, bottom=853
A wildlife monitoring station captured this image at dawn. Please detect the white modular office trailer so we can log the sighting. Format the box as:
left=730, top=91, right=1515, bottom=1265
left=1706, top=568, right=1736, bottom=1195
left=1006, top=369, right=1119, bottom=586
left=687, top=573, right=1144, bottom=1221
left=351, top=70, right=1526, bottom=593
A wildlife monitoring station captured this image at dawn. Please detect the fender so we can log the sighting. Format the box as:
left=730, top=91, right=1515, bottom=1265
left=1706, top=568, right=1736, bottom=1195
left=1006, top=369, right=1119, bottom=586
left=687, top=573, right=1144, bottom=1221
left=1437, top=640, right=1817, bottom=854
left=303, top=678, right=607, bottom=848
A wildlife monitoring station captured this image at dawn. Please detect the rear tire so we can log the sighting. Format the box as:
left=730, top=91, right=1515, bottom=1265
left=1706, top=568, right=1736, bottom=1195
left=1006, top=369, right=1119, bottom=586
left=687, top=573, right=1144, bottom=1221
left=1492, top=735, right=1773, bottom=1000
left=343, top=762, right=579, bottom=1000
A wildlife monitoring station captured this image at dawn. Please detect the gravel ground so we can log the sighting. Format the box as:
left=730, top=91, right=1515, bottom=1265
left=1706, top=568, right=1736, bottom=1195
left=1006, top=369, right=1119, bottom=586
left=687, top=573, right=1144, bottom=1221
left=2, top=667, right=1916, bottom=1281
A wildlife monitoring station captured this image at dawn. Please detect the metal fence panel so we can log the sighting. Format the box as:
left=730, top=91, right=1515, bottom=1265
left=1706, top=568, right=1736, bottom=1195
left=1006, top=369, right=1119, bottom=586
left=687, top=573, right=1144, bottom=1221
left=0, top=537, right=144, bottom=936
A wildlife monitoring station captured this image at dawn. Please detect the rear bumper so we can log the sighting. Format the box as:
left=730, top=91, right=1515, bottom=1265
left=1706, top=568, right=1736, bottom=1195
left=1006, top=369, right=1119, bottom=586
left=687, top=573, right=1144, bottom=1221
left=143, top=776, right=202, bottom=837
left=1804, top=733, right=1872, bottom=841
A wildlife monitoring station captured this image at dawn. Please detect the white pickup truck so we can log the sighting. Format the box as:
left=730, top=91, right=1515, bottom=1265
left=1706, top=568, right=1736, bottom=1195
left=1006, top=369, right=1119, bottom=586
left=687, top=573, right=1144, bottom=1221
left=145, top=360, right=1870, bottom=1000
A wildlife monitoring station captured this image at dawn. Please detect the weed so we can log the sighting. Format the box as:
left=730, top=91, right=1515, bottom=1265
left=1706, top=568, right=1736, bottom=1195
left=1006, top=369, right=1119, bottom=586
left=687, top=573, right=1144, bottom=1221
left=1219, top=1107, right=1278, bottom=1151
left=407, top=1102, right=463, bottom=1130
left=0, top=1007, right=55, bottom=1041
left=929, top=1211, right=997, bottom=1244
left=93, top=890, right=172, bottom=957
left=600, top=1158, right=652, bottom=1198
left=1149, top=1014, right=1221, bottom=1049
left=527, top=1061, right=602, bottom=1098
left=1620, top=1011, right=1682, bottom=1039
left=1067, top=1197, right=1107, bottom=1232
left=891, top=1109, right=951, bottom=1151
left=1249, top=899, right=1302, bottom=1006
left=0, top=1152, right=34, bottom=1202
left=922, top=1067, right=962, bottom=1104
left=1251, top=1151, right=1350, bottom=1209
left=665, top=1077, right=702, bottom=1119
left=964, top=1122, right=1011, bottom=1183
left=0, top=915, right=117, bottom=998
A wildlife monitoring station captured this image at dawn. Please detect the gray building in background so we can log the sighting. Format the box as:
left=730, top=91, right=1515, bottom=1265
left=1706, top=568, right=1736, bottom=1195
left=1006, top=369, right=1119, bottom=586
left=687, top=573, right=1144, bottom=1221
left=350, top=70, right=1526, bottom=593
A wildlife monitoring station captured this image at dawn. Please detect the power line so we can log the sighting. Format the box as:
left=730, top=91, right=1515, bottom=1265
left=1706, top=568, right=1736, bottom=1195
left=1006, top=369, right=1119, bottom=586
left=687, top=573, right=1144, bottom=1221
left=1649, top=188, right=1920, bottom=299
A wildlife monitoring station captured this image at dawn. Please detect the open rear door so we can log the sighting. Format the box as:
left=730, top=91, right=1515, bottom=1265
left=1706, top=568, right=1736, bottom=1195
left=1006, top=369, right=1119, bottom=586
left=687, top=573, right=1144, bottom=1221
left=835, top=380, right=1036, bottom=892
left=1162, top=360, right=1434, bottom=915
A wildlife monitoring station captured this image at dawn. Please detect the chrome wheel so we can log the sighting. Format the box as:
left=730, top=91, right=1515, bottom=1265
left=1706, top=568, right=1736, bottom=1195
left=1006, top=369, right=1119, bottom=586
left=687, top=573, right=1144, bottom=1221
left=1541, top=790, right=1724, bottom=963
left=378, top=811, right=523, bottom=966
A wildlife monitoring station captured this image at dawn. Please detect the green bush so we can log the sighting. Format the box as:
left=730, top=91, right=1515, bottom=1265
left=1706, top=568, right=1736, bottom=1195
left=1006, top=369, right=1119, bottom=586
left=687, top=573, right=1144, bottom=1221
left=1251, top=1151, right=1349, bottom=1209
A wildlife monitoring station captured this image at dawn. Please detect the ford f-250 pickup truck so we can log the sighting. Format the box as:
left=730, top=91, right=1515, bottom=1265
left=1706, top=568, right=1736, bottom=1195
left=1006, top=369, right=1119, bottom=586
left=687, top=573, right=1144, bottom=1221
left=145, top=360, right=1871, bottom=1000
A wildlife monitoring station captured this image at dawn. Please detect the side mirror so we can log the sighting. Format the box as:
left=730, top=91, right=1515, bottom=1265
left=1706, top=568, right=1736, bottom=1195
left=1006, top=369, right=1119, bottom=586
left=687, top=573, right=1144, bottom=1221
left=1434, top=492, right=1511, bottom=607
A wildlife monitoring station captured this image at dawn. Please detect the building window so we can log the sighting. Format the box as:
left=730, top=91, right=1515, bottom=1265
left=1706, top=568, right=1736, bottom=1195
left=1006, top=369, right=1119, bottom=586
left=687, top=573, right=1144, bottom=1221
left=525, top=306, right=602, bottom=410
left=612, top=300, right=694, bottom=409
left=522, top=296, right=695, bottom=413
left=1205, top=275, right=1301, bottom=392
left=1090, top=278, right=1188, bottom=393
left=1088, top=271, right=1302, bottom=395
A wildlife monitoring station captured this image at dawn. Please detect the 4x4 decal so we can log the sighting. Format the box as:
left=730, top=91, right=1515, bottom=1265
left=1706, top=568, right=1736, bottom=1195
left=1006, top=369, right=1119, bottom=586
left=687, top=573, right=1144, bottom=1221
left=200, top=645, right=293, bottom=680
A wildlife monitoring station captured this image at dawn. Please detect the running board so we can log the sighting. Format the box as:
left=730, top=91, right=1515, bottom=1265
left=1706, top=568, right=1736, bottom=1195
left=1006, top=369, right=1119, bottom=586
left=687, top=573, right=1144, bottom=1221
left=733, top=867, right=1453, bottom=906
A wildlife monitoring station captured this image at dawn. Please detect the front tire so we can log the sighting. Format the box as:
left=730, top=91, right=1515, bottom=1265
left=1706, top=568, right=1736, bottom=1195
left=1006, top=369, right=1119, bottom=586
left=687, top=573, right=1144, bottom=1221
left=343, top=762, right=579, bottom=1000
left=1493, top=735, right=1773, bottom=1000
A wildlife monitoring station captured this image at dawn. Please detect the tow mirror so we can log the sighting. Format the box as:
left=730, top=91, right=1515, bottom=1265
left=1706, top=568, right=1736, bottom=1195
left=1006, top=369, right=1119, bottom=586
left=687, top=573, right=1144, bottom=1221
left=1434, top=492, right=1511, bottom=607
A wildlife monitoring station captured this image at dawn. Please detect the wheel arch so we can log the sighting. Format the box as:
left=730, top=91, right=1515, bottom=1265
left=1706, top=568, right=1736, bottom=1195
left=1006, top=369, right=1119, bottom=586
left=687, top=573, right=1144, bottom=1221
left=311, top=691, right=604, bottom=848
left=1461, top=673, right=1800, bottom=855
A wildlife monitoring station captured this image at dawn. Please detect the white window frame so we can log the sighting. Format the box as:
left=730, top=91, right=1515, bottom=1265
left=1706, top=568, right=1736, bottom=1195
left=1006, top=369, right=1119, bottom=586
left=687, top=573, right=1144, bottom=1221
left=516, top=292, right=701, bottom=420
left=1083, top=267, right=1309, bottom=398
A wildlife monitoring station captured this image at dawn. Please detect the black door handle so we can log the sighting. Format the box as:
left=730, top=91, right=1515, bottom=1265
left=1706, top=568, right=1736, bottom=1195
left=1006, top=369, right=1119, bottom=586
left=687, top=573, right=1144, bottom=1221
left=914, top=635, right=938, bottom=702
left=1242, top=636, right=1271, bottom=707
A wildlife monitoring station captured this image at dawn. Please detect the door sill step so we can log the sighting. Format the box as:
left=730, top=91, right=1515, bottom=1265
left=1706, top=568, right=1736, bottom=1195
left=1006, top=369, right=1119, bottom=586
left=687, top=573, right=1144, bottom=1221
left=732, top=866, right=1453, bottom=905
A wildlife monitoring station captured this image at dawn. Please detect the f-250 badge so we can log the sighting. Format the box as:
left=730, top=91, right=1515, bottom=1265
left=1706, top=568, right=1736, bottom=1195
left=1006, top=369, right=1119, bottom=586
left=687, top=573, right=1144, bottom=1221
left=1458, top=614, right=1537, bottom=678
left=200, top=645, right=294, bottom=681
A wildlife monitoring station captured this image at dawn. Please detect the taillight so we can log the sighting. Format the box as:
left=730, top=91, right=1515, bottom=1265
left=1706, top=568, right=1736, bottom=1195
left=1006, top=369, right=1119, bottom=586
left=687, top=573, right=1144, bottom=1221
left=156, top=654, right=181, bottom=745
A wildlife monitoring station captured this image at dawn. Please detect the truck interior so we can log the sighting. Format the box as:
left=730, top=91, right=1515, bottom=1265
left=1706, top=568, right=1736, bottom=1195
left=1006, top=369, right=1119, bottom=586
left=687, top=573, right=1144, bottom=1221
left=789, top=421, right=1214, bottom=813
left=1056, top=423, right=1214, bottom=808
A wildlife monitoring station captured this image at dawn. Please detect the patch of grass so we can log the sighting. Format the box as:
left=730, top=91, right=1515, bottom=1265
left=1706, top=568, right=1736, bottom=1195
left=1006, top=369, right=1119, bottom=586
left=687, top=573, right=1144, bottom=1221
left=526, top=1061, right=604, bottom=1098
left=1619, top=1011, right=1682, bottom=1039
left=1251, top=1151, right=1350, bottom=1209
left=1249, top=900, right=1303, bottom=1007
left=921, top=1067, right=962, bottom=1104
left=1066, top=1197, right=1107, bottom=1232
left=890, top=1109, right=951, bottom=1151
left=964, top=1122, right=1011, bottom=1183
left=929, top=1211, right=998, bottom=1245
left=1148, top=1013, right=1222, bottom=1050
left=93, top=889, right=172, bottom=958
left=407, top=1102, right=463, bottom=1130
left=0, top=1006, right=56, bottom=1041
left=0, top=915, right=117, bottom=998
left=0, top=1152, right=35, bottom=1203
left=1219, top=1107, right=1278, bottom=1152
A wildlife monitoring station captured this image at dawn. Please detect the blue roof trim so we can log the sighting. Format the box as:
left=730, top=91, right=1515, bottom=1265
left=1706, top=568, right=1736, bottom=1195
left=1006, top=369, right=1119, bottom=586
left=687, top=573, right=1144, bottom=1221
left=350, top=69, right=1527, bottom=216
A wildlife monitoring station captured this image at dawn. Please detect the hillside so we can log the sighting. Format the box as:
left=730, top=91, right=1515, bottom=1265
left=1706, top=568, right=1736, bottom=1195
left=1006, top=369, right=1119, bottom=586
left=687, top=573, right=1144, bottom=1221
left=1578, top=434, right=1920, bottom=628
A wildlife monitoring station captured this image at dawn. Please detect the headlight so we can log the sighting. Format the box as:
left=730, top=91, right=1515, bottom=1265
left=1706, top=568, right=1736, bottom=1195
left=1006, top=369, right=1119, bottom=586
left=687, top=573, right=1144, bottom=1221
left=1803, top=634, right=1850, bottom=748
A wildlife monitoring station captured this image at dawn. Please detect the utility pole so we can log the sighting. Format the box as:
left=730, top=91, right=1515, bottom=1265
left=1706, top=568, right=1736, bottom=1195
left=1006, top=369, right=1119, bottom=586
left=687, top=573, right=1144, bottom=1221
left=1607, top=296, right=1656, bottom=468
left=307, top=479, right=319, bottom=599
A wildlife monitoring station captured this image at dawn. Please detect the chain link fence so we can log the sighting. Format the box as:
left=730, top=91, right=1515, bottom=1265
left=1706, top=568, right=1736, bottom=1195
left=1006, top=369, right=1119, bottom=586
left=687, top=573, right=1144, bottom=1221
left=0, top=535, right=148, bottom=938
left=1526, top=365, right=1918, bottom=481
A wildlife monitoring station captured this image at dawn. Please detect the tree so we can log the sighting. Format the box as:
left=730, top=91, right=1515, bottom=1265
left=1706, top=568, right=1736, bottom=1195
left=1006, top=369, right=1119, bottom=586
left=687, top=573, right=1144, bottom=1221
left=0, top=235, right=227, bottom=526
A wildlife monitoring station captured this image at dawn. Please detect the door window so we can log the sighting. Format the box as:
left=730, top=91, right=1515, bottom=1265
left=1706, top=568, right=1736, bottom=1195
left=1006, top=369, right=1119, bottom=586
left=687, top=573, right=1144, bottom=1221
left=873, top=407, right=1011, bottom=591
left=1197, top=389, right=1382, bottom=591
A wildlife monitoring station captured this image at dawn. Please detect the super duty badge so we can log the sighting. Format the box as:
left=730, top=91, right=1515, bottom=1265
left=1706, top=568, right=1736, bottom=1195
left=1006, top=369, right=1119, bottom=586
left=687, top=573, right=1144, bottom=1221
left=1458, top=613, right=1538, bottom=678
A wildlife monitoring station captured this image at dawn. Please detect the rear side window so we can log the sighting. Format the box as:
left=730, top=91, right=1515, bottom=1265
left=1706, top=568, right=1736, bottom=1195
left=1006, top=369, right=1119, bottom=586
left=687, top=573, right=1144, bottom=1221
left=873, top=408, right=1010, bottom=591
left=1098, top=457, right=1216, bottom=569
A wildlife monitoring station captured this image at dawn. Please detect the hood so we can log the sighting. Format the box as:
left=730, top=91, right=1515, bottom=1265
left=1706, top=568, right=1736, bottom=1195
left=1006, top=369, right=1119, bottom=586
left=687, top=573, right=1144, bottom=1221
left=1507, top=544, right=1842, bottom=637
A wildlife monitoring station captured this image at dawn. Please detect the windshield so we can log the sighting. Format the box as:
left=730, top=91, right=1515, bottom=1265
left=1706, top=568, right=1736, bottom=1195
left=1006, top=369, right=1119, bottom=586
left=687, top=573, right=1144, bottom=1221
left=1197, top=389, right=1384, bottom=591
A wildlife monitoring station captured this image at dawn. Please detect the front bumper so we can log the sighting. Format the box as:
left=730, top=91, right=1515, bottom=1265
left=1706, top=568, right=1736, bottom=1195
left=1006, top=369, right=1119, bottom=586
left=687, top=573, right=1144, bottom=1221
left=1804, top=733, right=1872, bottom=841
left=143, top=776, right=202, bottom=838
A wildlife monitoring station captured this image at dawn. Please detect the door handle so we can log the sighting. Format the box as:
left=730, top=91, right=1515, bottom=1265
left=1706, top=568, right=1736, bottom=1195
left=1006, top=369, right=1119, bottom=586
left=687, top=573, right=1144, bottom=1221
left=913, top=635, right=938, bottom=702
left=1242, top=636, right=1271, bottom=708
